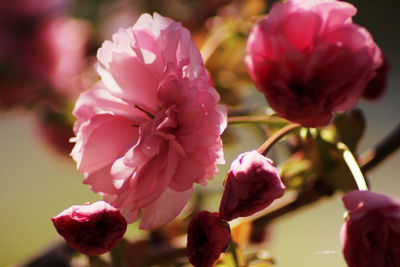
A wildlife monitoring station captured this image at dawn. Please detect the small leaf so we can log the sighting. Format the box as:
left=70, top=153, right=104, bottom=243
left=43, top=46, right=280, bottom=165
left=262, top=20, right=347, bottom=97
left=333, top=109, right=366, bottom=152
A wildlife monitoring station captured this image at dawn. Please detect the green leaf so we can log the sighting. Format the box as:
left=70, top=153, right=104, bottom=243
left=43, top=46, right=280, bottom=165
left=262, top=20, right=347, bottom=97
left=332, top=109, right=366, bottom=152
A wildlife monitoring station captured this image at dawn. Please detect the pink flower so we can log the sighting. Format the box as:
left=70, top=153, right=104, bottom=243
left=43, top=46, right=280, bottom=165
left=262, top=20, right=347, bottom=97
left=20, top=16, right=89, bottom=98
left=0, top=0, right=88, bottom=108
left=71, top=13, right=227, bottom=229
left=186, top=211, right=230, bottom=267
left=219, top=150, right=285, bottom=221
left=0, top=0, right=67, bottom=17
left=341, top=190, right=400, bottom=267
left=51, top=201, right=127, bottom=256
left=245, top=0, right=382, bottom=127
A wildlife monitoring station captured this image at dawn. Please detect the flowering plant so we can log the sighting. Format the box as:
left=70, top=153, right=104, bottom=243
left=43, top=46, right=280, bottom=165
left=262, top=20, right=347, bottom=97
left=1, top=0, right=399, bottom=266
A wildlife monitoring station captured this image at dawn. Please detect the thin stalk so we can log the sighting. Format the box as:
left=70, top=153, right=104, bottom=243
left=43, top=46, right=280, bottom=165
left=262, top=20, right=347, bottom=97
left=228, top=115, right=288, bottom=126
left=228, top=237, right=240, bottom=267
left=337, top=142, right=368, bottom=190
left=360, top=123, right=400, bottom=172
left=257, top=123, right=301, bottom=155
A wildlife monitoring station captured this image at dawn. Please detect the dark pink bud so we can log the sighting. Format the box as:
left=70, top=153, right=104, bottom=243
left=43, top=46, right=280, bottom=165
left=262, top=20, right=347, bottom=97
left=341, top=191, right=400, bottom=267
left=51, top=201, right=127, bottom=256
left=219, top=150, right=285, bottom=221
left=187, top=211, right=230, bottom=267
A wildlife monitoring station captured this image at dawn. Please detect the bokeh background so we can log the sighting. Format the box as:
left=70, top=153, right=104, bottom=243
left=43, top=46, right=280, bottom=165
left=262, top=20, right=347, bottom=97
left=0, top=0, right=399, bottom=266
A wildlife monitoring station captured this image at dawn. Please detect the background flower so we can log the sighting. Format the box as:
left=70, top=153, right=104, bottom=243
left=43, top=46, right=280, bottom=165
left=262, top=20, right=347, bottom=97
left=245, top=0, right=383, bottom=127
left=341, top=190, right=400, bottom=267
left=72, top=13, right=227, bottom=229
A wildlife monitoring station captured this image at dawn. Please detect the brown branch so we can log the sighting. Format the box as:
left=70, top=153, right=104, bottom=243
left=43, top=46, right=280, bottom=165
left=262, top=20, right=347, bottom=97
left=16, top=240, right=75, bottom=267
left=360, top=123, right=400, bottom=172
left=252, top=178, right=335, bottom=228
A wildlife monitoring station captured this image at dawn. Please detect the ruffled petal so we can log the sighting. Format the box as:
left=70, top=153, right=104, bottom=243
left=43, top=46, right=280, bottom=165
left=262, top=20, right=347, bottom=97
left=72, top=114, right=138, bottom=173
left=139, top=187, right=193, bottom=229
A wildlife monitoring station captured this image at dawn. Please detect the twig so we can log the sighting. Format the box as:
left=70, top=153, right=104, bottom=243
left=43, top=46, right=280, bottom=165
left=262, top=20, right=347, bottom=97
left=257, top=123, right=301, bottom=155
left=360, top=123, right=400, bottom=172
left=228, top=115, right=288, bottom=126
left=16, top=240, right=75, bottom=267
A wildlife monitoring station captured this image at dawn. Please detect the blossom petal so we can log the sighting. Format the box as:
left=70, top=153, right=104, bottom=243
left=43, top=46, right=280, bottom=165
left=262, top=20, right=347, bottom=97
left=139, top=187, right=193, bottom=229
left=72, top=114, right=138, bottom=173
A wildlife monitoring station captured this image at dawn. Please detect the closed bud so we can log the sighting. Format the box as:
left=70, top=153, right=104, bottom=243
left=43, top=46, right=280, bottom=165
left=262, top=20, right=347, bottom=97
left=219, top=150, right=285, bottom=221
left=341, top=191, right=400, bottom=267
left=187, top=211, right=230, bottom=267
left=51, top=201, right=127, bottom=256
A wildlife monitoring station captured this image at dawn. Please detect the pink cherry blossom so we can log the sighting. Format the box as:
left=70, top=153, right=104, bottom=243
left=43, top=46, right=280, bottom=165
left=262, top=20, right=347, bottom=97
left=341, top=190, right=400, bottom=267
left=245, top=0, right=383, bottom=127
left=71, top=13, right=227, bottom=229
left=52, top=201, right=127, bottom=256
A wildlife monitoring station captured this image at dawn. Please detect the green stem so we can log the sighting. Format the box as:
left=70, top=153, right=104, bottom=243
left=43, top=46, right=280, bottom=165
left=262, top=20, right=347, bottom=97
left=337, top=142, right=368, bottom=191
left=228, top=237, right=240, bottom=267
left=228, top=115, right=288, bottom=126
left=257, top=123, right=301, bottom=156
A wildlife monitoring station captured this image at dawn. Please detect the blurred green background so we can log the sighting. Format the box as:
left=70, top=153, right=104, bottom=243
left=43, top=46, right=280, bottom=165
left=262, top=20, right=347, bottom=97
left=0, top=0, right=399, bottom=266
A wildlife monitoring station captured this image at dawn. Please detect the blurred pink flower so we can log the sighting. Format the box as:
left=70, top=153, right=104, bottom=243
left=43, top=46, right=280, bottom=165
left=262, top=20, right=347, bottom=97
left=219, top=150, right=285, bottom=221
left=186, top=211, right=230, bottom=267
left=245, top=0, right=382, bottom=127
left=341, top=190, right=400, bottom=267
left=52, top=201, right=127, bottom=256
left=21, top=16, right=90, bottom=98
left=0, top=0, right=67, bottom=17
left=0, top=0, right=89, bottom=109
left=72, top=13, right=226, bottom=229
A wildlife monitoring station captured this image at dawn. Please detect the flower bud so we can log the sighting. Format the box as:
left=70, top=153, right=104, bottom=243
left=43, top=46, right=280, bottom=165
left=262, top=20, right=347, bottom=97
left=187, top=211, right=230, bottom=267
left=219, top=150, right=285, bottom=221
left=341, top=190, right=400, bottom=267
left=51, top=201, right=127, bottom=255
